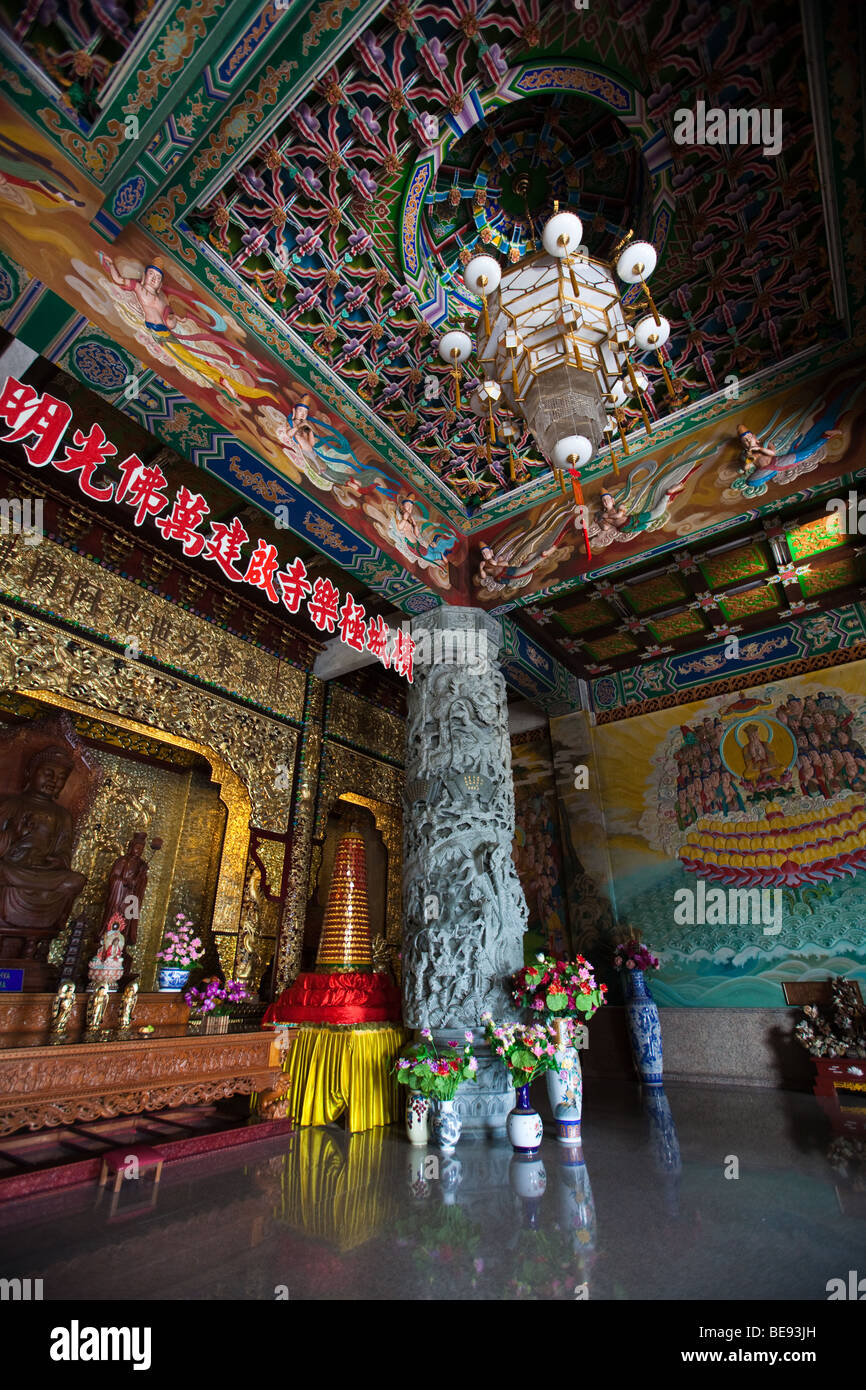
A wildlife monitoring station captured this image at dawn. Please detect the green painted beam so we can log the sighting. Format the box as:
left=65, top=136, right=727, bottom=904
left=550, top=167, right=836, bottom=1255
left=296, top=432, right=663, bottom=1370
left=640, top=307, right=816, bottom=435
left=101, top=1, right=278, bottom=192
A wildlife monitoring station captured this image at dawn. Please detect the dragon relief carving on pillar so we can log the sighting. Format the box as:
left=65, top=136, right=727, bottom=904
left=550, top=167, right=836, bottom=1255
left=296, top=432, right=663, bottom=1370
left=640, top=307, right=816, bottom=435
left=402, top=616, right=528, bottom=1030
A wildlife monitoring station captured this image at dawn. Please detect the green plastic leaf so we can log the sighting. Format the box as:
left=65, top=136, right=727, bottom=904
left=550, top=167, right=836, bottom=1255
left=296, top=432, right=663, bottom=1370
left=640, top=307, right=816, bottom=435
left=546, top=992, right=568, bottom=1011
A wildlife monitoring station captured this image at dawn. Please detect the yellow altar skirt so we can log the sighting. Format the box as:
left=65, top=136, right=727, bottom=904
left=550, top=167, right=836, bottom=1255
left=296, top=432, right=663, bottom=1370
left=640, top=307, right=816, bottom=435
left=283, top=1023, right=409, bottom=1133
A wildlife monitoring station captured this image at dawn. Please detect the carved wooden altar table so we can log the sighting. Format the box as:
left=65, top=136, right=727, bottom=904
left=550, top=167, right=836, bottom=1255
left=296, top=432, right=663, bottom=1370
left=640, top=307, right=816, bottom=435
left=0, top=1029, right=286, bottom=1136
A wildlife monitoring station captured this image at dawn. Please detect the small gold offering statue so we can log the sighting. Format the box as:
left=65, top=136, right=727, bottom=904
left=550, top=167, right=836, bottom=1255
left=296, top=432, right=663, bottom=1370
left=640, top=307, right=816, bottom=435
left=86, top=983, right=110, bottom=1033
left=49, top=981, right=76, bottom=1035
left=119, top=979, right=139, bottom=1029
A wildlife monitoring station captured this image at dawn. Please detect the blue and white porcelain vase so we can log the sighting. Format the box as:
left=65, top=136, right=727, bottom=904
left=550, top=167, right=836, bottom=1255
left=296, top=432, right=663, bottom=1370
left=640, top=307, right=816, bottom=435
left=431, top=1097, right=462, bottom=1154
left=157, top=965, right=191, bottom=992
left=506, top=1083, right=544, bottom=1154
left=622, top=968, right=663, bottom=1085
left=405, top=1089, right=430, bottom=1146
left=545, top=1018, right=583, bottom=1142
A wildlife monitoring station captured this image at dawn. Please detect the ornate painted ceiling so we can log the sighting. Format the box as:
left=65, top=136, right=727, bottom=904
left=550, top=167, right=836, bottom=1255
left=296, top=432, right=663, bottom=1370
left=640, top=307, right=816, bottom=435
left=0, top=0, right=863, bottom=713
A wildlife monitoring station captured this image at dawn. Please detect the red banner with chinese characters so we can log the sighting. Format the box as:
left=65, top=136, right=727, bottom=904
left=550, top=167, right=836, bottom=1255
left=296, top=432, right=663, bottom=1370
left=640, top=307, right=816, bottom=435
left=0, top=376, right=414, bottom=680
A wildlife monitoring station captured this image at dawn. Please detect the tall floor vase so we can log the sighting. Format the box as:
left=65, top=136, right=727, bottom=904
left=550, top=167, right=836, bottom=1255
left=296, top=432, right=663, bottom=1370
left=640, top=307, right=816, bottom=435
left=622, top=968, right=663, bottom=1084
left=545, top=1018, right=583, bottom=1142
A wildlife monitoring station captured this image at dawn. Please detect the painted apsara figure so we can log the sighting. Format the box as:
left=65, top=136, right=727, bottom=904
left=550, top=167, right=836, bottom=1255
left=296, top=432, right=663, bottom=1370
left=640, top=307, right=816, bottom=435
left=99, top=255, right=278, bottom=404
left=736, top=420, right=842, bottom=488
left=276, top=398, right=384, bottom=499
left=729, top=380, right=866, bottom=495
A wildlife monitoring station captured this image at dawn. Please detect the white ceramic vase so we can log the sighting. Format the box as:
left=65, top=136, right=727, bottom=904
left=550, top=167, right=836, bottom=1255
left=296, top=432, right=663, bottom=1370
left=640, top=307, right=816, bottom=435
left=405, top=1089, right=430, bottom=1145
left=506, top=1083, right=544, bottom=1154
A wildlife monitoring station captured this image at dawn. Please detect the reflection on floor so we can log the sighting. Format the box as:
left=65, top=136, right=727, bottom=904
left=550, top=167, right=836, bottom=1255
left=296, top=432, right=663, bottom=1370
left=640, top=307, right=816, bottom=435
left=0, top=1106, right=293, bottom=1201
left=0, top=1081, right=862, bottom=1300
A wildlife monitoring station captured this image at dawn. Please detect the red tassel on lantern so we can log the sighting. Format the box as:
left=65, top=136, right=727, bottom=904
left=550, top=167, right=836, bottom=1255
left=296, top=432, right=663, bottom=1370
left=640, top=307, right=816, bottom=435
left=568, top=468, right=592, bottom=561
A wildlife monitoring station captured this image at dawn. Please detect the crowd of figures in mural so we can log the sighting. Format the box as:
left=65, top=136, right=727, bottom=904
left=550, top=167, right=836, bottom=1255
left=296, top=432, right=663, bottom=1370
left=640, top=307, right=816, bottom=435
left=672, top=692, right=866, bottom=833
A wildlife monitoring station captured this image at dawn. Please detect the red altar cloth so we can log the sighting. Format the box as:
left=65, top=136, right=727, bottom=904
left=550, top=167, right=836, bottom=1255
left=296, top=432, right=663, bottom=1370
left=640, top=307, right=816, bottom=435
left=263, top=971, right=402, bottom=1026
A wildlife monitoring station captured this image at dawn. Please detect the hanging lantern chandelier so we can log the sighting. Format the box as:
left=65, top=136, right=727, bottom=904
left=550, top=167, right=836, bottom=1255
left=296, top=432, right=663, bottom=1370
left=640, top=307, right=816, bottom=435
left=439, top=208, right=672, bottom=493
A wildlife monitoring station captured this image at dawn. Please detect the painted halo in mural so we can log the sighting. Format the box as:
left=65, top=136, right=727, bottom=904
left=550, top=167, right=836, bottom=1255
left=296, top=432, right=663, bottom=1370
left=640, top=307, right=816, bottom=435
left=719, top=716, right=797, bottom=786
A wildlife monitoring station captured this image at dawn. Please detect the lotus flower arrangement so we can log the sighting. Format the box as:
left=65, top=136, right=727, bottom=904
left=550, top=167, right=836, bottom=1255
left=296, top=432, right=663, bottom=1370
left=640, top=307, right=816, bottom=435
left=156, top=914, right=205, bottom=968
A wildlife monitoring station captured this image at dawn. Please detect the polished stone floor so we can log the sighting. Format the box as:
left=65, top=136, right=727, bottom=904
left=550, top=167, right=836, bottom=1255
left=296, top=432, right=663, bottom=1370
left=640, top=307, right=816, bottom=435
left=0, top=1080, right=862, bottom=1300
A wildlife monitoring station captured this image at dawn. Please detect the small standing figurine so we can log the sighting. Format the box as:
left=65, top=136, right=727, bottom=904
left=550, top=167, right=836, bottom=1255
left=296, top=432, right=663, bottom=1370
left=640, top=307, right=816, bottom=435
left=98, top=832, right=163, bottom=981
left=86, top=983, right=110, bottom=1033
left=235, top=868, right=262, bottom=986
left=49, top=981, right=76, bottom=1037
left=118, top=979, right=139, bottom=1030
left=87, top=912, right=126, bottom=992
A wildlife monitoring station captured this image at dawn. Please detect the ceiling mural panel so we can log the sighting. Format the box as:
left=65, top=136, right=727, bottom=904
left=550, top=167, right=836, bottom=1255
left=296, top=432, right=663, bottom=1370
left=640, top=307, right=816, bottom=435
left=472, top=358, right=866, bottom=611
left=592, top=603, right=866, bottom=720
left=146, top=0, right=849, bottom=512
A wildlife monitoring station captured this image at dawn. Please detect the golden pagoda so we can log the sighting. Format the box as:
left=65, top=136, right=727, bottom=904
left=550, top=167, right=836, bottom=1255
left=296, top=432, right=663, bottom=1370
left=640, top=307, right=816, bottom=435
left=315, top=826, right=373, bottom=973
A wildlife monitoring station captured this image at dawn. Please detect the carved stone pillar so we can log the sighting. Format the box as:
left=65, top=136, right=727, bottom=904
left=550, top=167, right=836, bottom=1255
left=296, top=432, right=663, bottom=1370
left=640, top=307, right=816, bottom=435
left=276, top=674, right=324, bottom=993
left=403, top=607, right=528, bottom=1131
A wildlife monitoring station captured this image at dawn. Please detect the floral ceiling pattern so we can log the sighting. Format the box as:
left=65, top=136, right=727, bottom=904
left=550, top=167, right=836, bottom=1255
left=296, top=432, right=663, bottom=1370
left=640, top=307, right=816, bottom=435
left=185, top=0, right=838, bottom=509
